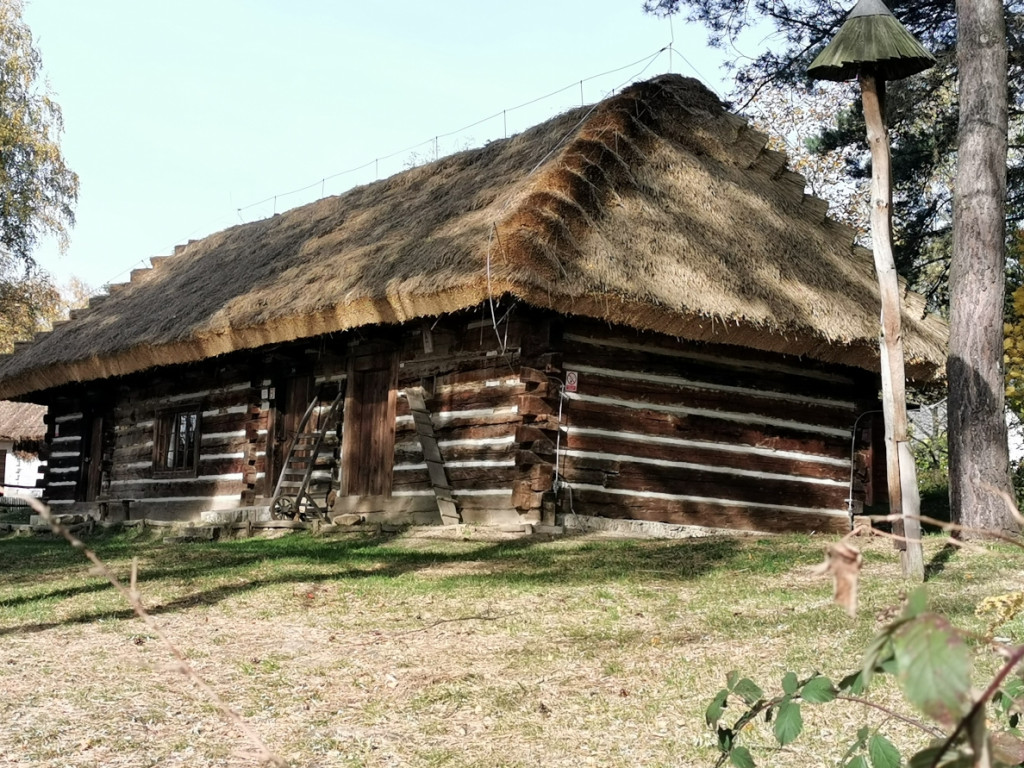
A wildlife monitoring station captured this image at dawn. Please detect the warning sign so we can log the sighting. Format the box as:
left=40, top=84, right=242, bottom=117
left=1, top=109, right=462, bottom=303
left=565, top=371, right=579, bottom=393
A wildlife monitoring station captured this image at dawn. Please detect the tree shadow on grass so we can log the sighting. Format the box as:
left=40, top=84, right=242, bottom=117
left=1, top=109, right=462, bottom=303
left=0, top=530, right=818, bottom=636
left=924, top=540, right=960, bottom=581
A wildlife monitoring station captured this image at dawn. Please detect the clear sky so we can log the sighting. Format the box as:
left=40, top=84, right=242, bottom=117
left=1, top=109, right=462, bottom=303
left=21, top=1, right=737, bottom=293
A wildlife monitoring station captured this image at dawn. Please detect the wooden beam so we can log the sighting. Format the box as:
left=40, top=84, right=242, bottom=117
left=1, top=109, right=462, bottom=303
left=860, top=72, right=924, bottom=579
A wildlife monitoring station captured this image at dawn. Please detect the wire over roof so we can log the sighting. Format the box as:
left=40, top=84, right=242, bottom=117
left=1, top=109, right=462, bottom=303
left=0, top=75, right=947, bottom=399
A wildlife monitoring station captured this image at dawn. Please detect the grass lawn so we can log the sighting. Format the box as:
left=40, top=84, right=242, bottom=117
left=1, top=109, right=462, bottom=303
left=0, top=525, right=1019, bottom=767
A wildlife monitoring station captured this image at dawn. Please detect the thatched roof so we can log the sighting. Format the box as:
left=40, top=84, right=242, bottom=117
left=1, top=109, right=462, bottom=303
left=0, top=401, right=45, bottom=441
left=0, top=74, right=947, bottom=399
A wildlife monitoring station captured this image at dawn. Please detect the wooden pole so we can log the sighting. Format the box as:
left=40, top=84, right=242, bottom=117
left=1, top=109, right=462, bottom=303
left=860, top=71, right=925, bottom=580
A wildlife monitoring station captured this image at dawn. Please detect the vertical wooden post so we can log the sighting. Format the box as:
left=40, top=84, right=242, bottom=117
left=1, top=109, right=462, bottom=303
left=860, top=72, right=925, bottom=579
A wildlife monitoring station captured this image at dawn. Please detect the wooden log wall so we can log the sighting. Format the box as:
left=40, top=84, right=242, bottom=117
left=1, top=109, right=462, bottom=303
left=249, top=376, right=273, bottom=501
left=388, top=310, right=532, bottom=525
left=40, top=405, right=87, bottom=507
left=36, top=342, right=352, bottom=520
left=35, top=304, right=877, bottom=534
left=108, top=369, right=262, bottom=520
left=554, top=322, right=876, bottom=534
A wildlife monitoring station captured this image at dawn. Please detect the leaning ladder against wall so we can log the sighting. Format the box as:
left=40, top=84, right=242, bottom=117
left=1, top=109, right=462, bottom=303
left=270, top=384, right=346, bottom=521
left=405, top=386, right=461, bottom=525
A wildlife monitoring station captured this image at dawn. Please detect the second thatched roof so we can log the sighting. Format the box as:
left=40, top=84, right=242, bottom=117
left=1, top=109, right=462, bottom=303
left=0, top=401, right=45, bottom=441
left=0, top=74, right=947, bottom=399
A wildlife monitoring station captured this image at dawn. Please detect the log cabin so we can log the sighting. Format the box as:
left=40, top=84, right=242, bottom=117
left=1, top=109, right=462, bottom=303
left=0, top=75, right=947, bottom=534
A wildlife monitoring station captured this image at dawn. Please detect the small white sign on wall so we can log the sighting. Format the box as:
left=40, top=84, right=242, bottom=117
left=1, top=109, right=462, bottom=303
left=565, top=371, right=579, bottom=393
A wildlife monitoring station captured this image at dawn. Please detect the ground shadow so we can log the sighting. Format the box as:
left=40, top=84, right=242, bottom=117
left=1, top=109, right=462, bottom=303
left=0, top=527, right=809, bottom=636
left=924, top=540, right=960, bottom=581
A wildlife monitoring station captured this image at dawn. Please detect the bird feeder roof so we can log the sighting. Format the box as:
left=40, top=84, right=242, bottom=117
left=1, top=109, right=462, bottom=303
left=807, top=0, right=936, bottom=82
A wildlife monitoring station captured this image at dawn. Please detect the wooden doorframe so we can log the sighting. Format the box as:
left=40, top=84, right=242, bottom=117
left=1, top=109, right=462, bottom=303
left=339, top=347, right=399, bottom=498
left=266, top=372, right=315, bottom=498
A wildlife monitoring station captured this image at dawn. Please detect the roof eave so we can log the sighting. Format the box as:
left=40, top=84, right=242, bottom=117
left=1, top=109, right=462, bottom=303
left=0, top=282, right=944, bottom=400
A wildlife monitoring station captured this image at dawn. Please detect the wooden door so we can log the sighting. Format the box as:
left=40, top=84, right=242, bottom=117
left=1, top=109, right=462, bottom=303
left=78, top=413, right=104, bottom=502
left=267, top=373, right=314, bottom=496
left=340, top=350, right=398, bottom=497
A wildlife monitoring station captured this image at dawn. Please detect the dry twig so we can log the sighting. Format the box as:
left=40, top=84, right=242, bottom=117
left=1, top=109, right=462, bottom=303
left=19, top=493, right=287, bottom=767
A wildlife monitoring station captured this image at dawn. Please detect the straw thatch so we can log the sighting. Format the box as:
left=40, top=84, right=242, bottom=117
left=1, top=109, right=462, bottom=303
left=0, top=74, right=947, bottom=400
left=807, top=0, right=936, bottom=82
left=0, top=401, right=45, bottom=441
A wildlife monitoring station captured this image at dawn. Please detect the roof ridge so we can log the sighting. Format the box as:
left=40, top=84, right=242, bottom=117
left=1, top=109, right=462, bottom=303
left=492, top=79, right=670, bottom=281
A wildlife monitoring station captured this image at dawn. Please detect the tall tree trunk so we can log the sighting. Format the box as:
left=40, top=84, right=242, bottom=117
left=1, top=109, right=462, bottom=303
left=861, top=73, right=924, bottom=580
left=948, top=0, right=1018, bottom=537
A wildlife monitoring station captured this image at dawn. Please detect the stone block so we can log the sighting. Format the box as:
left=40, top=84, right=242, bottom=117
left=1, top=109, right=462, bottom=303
left=332, top=513, right=364, bottom=526
left=201, top=506, right=271, bottom=524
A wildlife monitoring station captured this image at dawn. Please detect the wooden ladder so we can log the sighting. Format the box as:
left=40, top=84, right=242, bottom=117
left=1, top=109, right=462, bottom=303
left=406, top=387, right=460, bottom=525
left=271, top=385, right=346, bottom=521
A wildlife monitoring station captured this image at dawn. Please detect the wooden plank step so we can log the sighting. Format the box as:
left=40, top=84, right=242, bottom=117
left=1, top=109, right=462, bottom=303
left=437, top=498, right=460, bottom=525
left=405, top=389, right=429, bottom=410
left=420, top=440, right=443, bottom=464
left=426, top=461, right=451, bottom=490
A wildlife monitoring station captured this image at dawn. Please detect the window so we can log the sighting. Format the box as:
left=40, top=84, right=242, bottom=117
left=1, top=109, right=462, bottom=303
left=154, top=407, right=200, bottom=475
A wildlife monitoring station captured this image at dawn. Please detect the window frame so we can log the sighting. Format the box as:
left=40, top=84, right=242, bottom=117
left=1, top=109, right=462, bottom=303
left=153, top=405, right=201, bottom=477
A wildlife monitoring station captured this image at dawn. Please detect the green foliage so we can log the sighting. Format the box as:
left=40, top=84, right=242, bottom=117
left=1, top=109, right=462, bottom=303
left=731, top=677, right=764, bottom=705
left=867, top=734, right=902, bottom=768
left=0, top=0, right=81, bottom=351
left=772, top=699, right=802, bottom=745
left=706, top=671, right=833, bottom=766
left=891, top=613, right=971, bottom=727
left=0, top=260, right=61, bottom=352
left=1011, top=458, right=1024, bottom=512
left=912, top=425, right=948, bottom=480
left=992, top=676, right=1024, bottom=729
left=706, top=588, right=1024, bottom=767
left=728, top=745, right=754, bottom=768
left=800, top=675, right=836, bottom=703
left=910, top=419, right=951, bottom=522
left=0, top=0, right=78, bottom=265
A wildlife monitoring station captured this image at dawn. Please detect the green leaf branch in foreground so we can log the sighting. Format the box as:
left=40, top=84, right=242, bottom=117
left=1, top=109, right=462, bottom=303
left=706, top=589, right=1024, bottom=767
left=707, top=671, right=825, bottom=767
